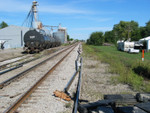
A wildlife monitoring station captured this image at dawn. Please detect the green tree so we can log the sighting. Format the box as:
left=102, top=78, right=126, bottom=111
left=145, top=20, right=150, bottom=36
left=67, top=35, right=74, bottom=41
left=104, top=31, right=115, bottom=43
left=113, top=20, right=139, bottom=41
left=140, top=27, right=146, bottom=38
left=113, top=21, right=127, bottom=40
left=87, top=39, right=91, bottom=44
left=67, top=35, right=70, bottom=41
left=131, top=29, right=142, bottom=41
left=70, top=38, right=73, bottom=41
left=0, top=21, right=8, bottom=29
left=87, top=32, right=104, bottom=46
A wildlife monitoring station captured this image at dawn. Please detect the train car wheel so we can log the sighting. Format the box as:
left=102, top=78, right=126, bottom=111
left=35, top=49, right=39, bottom=53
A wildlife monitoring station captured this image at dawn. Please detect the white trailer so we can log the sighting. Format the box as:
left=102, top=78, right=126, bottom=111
left=128, top=48, right=139, bottom=53
left=118, top=41, right=135, bottom=52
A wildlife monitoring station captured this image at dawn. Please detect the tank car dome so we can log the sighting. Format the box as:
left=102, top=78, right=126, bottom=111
left=24, top=29, right=43, bottom=42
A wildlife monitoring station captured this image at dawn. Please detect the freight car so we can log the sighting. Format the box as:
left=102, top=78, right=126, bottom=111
left=24, top=29, right=61, bottom=53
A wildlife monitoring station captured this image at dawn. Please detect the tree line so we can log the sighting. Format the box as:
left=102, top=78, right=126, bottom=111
left=87, top=20, right=150, bottom=45
left=67, top=35, right=74, bottom=41
left=0, top=21, right=8, bottom=29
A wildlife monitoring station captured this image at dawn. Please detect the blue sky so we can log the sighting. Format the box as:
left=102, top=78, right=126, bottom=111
left=0, top=0, right=150, bottom=40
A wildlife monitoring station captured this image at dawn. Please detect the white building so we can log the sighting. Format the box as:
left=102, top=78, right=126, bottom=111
left=139, top=36, right=150, bottom=50
left=0, top=25, right=29, bottom=49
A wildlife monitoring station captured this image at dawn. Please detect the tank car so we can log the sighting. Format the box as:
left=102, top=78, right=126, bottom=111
left=24, top=29, right=61, bottom=53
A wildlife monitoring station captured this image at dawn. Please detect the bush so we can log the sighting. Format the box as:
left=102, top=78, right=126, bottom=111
left=87, top=32, right=104, bottom=46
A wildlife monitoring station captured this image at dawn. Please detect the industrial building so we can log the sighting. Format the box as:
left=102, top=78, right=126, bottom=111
left=53, top=24, right=67, bottom=44
left=0, top=25, right=29, bottom=49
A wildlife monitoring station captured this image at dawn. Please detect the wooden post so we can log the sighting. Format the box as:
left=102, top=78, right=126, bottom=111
left=142, top=50, right=144, bottom=61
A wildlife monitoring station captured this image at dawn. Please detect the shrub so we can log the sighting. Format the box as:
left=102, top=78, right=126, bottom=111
left=87, top=32, right=104, bottom=46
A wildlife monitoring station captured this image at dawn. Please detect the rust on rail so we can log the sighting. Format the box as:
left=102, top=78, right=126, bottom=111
left=4, top=44, right=78, bottom=113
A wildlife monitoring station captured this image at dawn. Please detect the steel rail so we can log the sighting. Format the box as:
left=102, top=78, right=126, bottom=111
left=0, top=64, right=23, bottom=75
left=0, top=44, right=76, bottom=89
left=0, top=59, right=23, bottom=70
left=73, top=57, right=83, bottom=113
left=64, top=70, right=79, bottom=93
left=4, top=44, right=77, bottom=113
left=0, top=55, right=42, bottom=75
left=0, top=55, right=25, bottom=65
left=0, top=47, right=64, bottom=74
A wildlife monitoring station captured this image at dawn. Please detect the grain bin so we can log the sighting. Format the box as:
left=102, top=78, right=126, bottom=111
left=53, top=31, right=65, bottom=44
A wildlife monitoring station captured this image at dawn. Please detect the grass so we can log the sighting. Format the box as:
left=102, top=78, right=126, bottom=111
left=65, top=102, right=71, bottom=108
left=84, top=64, right=97, bottom=69
left=82, top=43, right=150, bottom=92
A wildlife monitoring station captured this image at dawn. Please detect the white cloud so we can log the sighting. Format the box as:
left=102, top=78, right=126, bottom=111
left=72, top=27, right=112, bottom=31
left=70, top=26, right=113, bottom=40
left=0, top=0, right=30, bottom=12
left=70, top=0, right=125, bottom=4
left=39, top=5, right=92, bottom=14
left=82, top=17, right=113, bottom=22
left=70, top=33, right=90, bottom=40
left=64, top=15, right=113, bottom=22
left=0, top=0, right=92, bottom=14
left=0, top=0, right=117, bottom=15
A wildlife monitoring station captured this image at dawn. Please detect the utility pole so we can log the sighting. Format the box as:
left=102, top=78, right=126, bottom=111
left=127, top=24, right=132, bottom=41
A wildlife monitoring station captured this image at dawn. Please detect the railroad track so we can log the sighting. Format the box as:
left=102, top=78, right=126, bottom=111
left=0, top=44, right=76, bottom=89
left=0, top=55, right=36, bottom=75
left=0, top=46, right=65, bottom=75
left=0, top=55, right=28, bottom=70
left=0, top=43, right=78, bottom=113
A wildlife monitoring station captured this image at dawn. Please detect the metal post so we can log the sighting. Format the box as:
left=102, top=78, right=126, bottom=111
left=73, top=57, right=82, bottom=113
left=142, top=50, right=144, bottom=61
left=21, top=30, right=23, bottom=46
left=64, top=70, right=79, bottom=93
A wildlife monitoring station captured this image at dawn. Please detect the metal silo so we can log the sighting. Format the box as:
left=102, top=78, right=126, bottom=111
left=53, top=31, right=65, bottom=44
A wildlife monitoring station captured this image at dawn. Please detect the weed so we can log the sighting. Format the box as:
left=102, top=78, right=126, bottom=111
left=65, top=102, right=71, bottom=108
left=82, top=43, right=150, bottom=92
left=85, top=64, right=97, bottom=69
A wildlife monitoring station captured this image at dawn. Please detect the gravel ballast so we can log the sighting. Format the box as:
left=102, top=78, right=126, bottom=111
left=16, top=45, right=80, bottom=113
left=0, top=45, right=78, bottom=113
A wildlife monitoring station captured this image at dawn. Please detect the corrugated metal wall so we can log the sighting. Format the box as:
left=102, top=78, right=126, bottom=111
left=0, top=25, right=29, bottom=49
left=53, top=31, right=65, bottom=44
